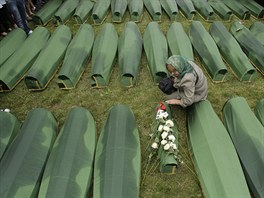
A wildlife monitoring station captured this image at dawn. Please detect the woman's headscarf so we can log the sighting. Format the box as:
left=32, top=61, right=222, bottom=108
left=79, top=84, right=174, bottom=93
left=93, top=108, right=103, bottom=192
left=166, top=55, right=193, bottom=79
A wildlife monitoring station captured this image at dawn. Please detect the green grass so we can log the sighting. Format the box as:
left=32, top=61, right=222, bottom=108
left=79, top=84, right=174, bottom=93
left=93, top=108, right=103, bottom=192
left=1, top=8, right=264, bottom=198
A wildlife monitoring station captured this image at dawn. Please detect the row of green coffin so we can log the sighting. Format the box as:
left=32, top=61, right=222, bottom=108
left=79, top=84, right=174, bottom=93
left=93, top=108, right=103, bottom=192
left=32, top=0, right=264, bottom=25
left=0, top=20, right=263, bottom=92
left=0, top=104, right=141, bottom=198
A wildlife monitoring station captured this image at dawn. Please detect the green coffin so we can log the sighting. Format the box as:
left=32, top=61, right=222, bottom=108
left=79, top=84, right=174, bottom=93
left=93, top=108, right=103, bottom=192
left=222, top=0, right=250, bottom=20
left=160, top=0, right=179, bottom=21
left=191, top=0, right=215, bottom=21
left=0, top=28, right=27, bottom=66
left=208, top=0, right=233, bottom=21
left=25, top=25, right=72, bottom=91
left=0, top=112, right=20, bottom=160
left=0, top=27, right=50, bottom=92
left=187, top=100, right=251, bottom=198
left=92, top=0, right=111, bottom=24
left=111, top=0, right=128, bottom=22
left=0, top=108, right=57, bottom=198
left=175, top=0, right=196, bottom=20
left=57, top=24, right=94, bottom=89
left=167, top=22, right=193, bottom=60
left=90, top=23, right=118, bottom=88
left=241, top=0, right=264, bottom=18
left=54, top=0, right=79, bottom=24
left=32, top=0, right=63, bottom=25
left=188, top=21, right=228, bottom=82
left=118, top=22, right=142, bottom=88
left=143, top=22, right=168, bottom=84
left=223, top=97, right=264, bottom=198
left=143, top=0, right=162, bottom=21
left=93, top=104, right=141, bottom=198
left=255, top=98, right=264, bottom=126
left=230, top=21, right=264, bottom=75
left=38, top=107, right=96, bottom=198
left=209, top=21, right=256, bottom=81
left=73, top=0, right=94, bottom=24
left=128, top=0, right=143, bottom=22
left=250, top=21, right=264, bottom=45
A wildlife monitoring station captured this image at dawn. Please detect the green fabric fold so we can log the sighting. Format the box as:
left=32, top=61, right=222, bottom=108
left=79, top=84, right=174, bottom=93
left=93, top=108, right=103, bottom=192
left=25, top=25, right=72, bottom=91
left=208, top=0, right=232, bottom=21
left=209, top=21, right=256, bottom=81
left=90, top=23, right=118, bottom=88
left=38, top=107, right=96, bottom=198
left=188, top=21, right=228, bottom=82
left=167, top=22, right=193, bottom=60
left=73, top=0, right=94, bottom=24
left=223, top=97, right=264, bottom=198
left=118, top=22, right=142, bottom=87
left=250, top=21, right=264, bottom=45
left=0, top=27, right=50, bottom=92
left=54, top=0, right=79, bottom=24
left=0, top=28, right=27, bottom=66
left=230, top=21, right=264, bottom=75
left=0, top=108, right=57, bottom=198
left=92, top=0, right=111, bottom=24
left=222, top=0, right=250, bottom=20
left=57, top=24, right=94, bottom=89
left=143, top=22, right=168, bottom=84
left=160, top=0, right=179, bottom=21
left=128, top=0, right=143, bottom=22
left=187, top=100, right=251, bottom=198
left=175, top=0, right=196, bottom=20
left=93, top=104, right=141, bottom=198
left=255, top=98, right=264, bottom=126
left=191, top=0, right=215, bottom=21
left=240, top=0, right=264, bottom=18
left=143, top=0, right=162, bottom=21
left=111, top=0, right=128, bottom=22
left=0, top=112, right=21, bottom=160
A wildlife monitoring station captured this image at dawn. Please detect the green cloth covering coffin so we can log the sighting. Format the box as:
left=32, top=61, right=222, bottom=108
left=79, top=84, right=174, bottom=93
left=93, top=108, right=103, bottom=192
left=118, top=21, right=142, bottom=88
left=38, top=107, right=96, bottom=198
left=111, top=0, right=128, bottom=23
left=143, top=0, right=162, bottom=21
left=167, top=22, right=193, bottom=60
left=160, top=0, right=179, bottom=21
left=255, top=98, right=264, bottom=126
left=188, top=21, right=228, bottom=82
left=221, top=0, right=250, bottom=20
left=191, top=0, right=215, bottom=21
left=92, top=0, right=111, bottom=25
left=90, top=23, right=118, bottom=88
left=208, top=0, right=232, bottom=21
left=0, top=27, right=50, bottom=92
left=0, top=112, right=20, bottom=160
left=93, top=104, right=141, bottom=198
left=209, top=21, right=256, bottom=81
left=175, top=0, right=196, bottom=20
left=0, top=28, right=26, bottom=66
left=230, top=21, right=264, bottom=75
left=57, top=24, right=94, bottom=89
left=187, top=100, right=251, bottom=198
left=240, top=0, right=264, bottom=18
left=73, top=0, right=94, bottom=24
left=0, top=108, right=57, bottom=198
left=25, top=25, right=72, bottom=91
left=32, top=0, right=63, bottom=25
left=223, top=97, right=264, bottom=198
left=128, top=0, right=143, bottom=22
left=54, top=0, right=79, bottom=24
left=250, top=21, right=264, bottom=45
left=143, top=22, right=168, bottom=84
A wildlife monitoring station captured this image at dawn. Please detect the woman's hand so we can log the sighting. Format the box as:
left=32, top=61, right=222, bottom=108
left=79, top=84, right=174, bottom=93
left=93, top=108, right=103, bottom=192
left=165, top=99, right=182, bottom=105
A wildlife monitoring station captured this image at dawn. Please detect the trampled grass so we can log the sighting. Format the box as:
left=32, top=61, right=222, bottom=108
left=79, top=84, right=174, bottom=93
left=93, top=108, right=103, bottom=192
left=0, top=7, right=263, bottom=198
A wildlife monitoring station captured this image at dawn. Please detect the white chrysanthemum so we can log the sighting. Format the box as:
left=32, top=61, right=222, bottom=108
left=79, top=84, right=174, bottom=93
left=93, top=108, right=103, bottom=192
left=170, top=143, right=177, bottom=150
left=161, top=139, right=167, bottom=145
left=151, top=142, right=158, bottom=149
left=163, top=112, right=169, bottom=119
left=161, top=131, right=168, bottom=139
left=165, top=120, right=174, bottom=127
left=158, top=125, right=163, bottom=132
left=156, top=109, right=164, bottom=120
left=163, top=125, right=170, bottom=132
left=168, top=135, right=175, bottom=142
left=164, top=143, right=170, bottom=150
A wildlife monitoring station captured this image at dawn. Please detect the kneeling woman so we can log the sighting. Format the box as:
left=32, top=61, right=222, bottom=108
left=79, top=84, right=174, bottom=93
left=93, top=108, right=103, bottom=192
left=164, top=55, right=208, bottom=108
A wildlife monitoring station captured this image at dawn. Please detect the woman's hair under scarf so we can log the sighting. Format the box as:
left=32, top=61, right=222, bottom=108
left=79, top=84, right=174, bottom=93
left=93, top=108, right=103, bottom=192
left=166, top=55, right=193, bottom=79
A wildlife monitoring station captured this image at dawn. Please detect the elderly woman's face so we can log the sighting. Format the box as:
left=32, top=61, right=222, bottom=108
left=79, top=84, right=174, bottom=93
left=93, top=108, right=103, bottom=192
left=166, top=64, right=180, bottom=77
